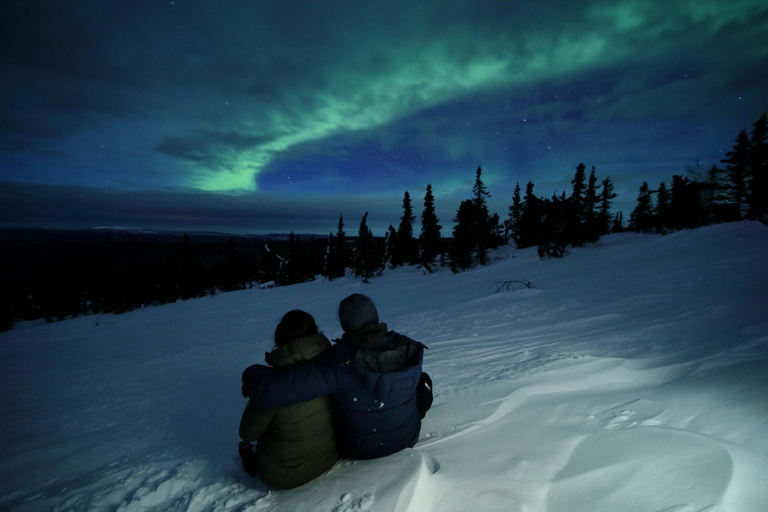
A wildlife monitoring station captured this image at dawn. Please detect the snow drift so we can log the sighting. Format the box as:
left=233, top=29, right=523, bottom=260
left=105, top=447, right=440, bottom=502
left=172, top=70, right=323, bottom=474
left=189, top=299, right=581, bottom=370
left=1, top=221, right=767, bottom=511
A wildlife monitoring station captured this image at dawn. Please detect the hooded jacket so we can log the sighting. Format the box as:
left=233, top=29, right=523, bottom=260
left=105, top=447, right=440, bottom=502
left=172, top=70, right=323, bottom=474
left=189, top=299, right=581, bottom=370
left=239, top=333, right=339, bottom=489
left=242, top=323, right=425, bottom=460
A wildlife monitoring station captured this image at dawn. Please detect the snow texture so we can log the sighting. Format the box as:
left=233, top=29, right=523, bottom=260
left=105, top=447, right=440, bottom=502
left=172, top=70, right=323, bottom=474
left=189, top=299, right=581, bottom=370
left=1, top=221, right=767, bottom=511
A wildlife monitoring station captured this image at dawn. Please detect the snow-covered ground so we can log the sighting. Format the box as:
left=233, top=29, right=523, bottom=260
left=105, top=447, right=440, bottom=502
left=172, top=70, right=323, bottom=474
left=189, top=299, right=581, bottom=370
left=1, top=221, right=767, bottom=512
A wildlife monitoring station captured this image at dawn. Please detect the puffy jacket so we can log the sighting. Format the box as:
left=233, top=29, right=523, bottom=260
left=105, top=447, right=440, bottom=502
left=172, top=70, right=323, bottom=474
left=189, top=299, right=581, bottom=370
left=239, top=333, right=339, bottom=489
left=242, top=323, right=425, bottom=459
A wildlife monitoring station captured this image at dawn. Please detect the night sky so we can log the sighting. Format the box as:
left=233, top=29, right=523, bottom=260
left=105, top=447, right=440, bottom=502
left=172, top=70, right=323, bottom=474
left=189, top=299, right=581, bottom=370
left=2, top=1, right=767, bottom=235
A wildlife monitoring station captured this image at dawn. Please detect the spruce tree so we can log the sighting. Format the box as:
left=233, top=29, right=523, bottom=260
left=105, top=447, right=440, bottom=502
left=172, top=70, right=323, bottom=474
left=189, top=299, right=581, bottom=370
left=584, top=166, right=600, bottom=243
left=394, top=191, right=416, bottom=266
left=334, top=215, right=346, bottom=278
left=599, top=177, right=617, bottom=235
left=354, top=212, right=379, bottom=282
left=384, top=225, right=397, bottom=268
left=538, top=193, right=568, bottom=259
left=567, top=163, right=587, bottom=246
left=669, top=175, right=701, bottom=229
left=630, top=182, right=655, bottom=233
left=703, top=165, right=729, bottom=222
left=721, top=129, right=750, bottom=220
left=655, top=182, right=670, bottom=234
left=472, top=166, right=491, bottom=263
left=517, top=181, right=539, bottom=248
left=450, top=200, right=476, bottom=271
left=323, top=233, right=337, bottom=280
left=507, top=182, right=522, bottom=243
left=612, top=211, right=624, bottom=233
left=419, top=184, right=442, bottom=272
left=747, top=112, right=768, bottom=217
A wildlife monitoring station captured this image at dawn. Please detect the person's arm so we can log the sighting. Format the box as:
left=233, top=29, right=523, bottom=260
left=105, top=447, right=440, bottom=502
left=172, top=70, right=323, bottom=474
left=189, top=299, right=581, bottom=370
left=238, top=401, right=275, bottom=442
left=242, top=354, right=339, bottom=409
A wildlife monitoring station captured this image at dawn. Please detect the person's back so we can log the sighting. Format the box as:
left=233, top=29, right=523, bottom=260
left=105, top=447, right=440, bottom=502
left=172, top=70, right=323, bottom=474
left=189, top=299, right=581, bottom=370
left=242, top=294, right=432, bottom=460
left=239, top=310, right=339, bottom=489
left=327, top=323, right=425, bottom=458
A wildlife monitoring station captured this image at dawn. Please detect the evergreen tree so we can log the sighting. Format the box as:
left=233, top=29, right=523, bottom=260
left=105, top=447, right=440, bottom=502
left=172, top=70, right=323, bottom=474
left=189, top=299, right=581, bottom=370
left=599, top=177, right=617, bottom=235
left=353, top=212, right=380, bottom=282
left=612, top=211, right=624, bottom=233
left=630, top=182, right=655, bottom=233
left=703, top=165, right=729, bottom=223
left=584, top=166, right=600, bottom=243
left=487, top=212, right=505, bottom=248
left=334, top=215, right=346, bottom=278
left=567, top=163, right=587, bottom=246
left=747, top=112, right=768, bottom=217
left=472, top=166, right=492, bottom=263
left=394, top=191, right=417, bottom=266
left=507, top=182, right=522, bottom=243
left=323, top=233, right=338, bottom=280
left=655, top=182, right=670, bottom=234
left=517, top=181, right=539, bottom=248
left=450, top=200, right=476, bottom=271
left=384, top=225, right=397, bottom=268
left=669, top=175, right=701, bottom=229
left=538, top=193, right=569, bottom=259
left=418, top=184, right=442, bottom=272
left=721, top=129, right=750, bottom=220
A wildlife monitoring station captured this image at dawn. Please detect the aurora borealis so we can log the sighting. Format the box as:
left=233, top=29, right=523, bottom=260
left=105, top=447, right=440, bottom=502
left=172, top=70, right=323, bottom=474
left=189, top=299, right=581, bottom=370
left=2, top=1, right=767, bottom=234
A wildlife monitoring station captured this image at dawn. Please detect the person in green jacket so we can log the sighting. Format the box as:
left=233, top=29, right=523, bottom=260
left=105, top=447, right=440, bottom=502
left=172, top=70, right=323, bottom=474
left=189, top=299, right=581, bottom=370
left=238, top=310, right=339, bottom=489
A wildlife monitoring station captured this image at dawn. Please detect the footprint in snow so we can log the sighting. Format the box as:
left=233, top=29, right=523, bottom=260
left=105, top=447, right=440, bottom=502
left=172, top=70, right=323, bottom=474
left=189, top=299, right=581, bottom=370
left=332, top=492, right=374, bottom=512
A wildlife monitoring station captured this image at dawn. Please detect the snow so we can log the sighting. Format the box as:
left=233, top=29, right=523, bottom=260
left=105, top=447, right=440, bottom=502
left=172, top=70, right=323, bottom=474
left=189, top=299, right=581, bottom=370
left=1, top=221, right=767, bottom=512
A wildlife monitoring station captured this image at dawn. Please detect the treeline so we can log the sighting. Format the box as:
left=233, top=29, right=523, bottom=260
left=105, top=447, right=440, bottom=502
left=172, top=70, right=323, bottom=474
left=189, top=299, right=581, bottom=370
left=4, top=113, right=764, bottom=332
left=629, top=113, right=768, bottom=232
left=0, top=233, right=263, bottom=329
left=283, top=163, right=619, bottom=281
left=1, top=163, right=615, bottom=331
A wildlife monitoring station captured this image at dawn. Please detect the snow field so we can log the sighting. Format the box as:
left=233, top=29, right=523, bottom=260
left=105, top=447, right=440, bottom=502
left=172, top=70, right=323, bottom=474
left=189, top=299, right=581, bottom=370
left=1, top=221, right=767, bottom=511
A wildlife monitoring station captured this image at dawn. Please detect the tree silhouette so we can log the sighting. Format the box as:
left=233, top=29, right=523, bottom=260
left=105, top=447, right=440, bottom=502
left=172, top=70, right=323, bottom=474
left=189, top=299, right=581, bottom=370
left=655, top=182, right=670, bottom=234
left=567, top=163, right=587, bottom=245
left=418, top=184, right=442, bottom=272
left=334, top=215, right=346, bottom=278
left=472, top=166, right=492, bottom=263
left=721, top=129, right=750, bottom=220
left=517, top=181, right=539, bottom=248
left=748, top=113, right=768, bottom=217
left=630, top=182, right=655, bottom=233
left=353, top=212, right=381, bottom=282
left=450, top=199, right=476, bottom=271
left=599, top=177, right=617, bottom=235
left=393, top=191, right=417, bottom=267
left=507, top=182, right=522, bottom=243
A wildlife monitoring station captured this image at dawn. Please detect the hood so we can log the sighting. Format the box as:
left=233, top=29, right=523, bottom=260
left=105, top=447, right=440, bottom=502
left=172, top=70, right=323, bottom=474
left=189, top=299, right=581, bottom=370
left=354, top=333, right=424, bottom=402
left=339, top=322, right=389, bottom=349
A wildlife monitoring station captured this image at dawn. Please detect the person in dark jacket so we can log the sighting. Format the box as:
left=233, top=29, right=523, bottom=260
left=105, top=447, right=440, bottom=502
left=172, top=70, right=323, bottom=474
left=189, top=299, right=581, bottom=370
left=238, top=310, right=339, bottom=489
left=242, top=294, right=432, bottom=460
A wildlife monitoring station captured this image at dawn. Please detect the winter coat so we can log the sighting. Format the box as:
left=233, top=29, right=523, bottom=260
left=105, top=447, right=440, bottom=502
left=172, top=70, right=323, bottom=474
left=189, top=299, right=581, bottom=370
left=242, top=323, right=426, bottom=460
left=239, top=333, right=339, bottom=489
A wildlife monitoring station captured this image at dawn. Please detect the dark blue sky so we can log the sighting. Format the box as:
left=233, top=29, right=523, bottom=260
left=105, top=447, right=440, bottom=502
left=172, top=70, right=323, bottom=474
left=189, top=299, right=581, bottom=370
left=2, top=1, right=767, bottom=234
